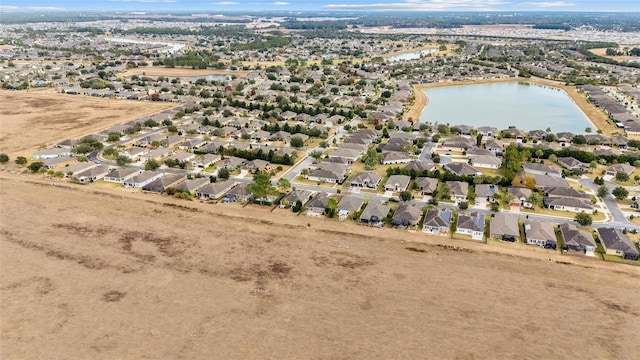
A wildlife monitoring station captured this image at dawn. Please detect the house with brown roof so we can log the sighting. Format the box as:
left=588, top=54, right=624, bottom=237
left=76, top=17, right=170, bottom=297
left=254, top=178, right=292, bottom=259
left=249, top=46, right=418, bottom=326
left=559, top=223, right=596, bottom=254
left=391, top=203, right=423, bottom=228
left=350, top=172, right=382, bottom=189
left=490, top=213, right=519, bottom=242
left=422, top=208, right=452, bottom=234
left=524, top=220, right=556, bottom=249
left=596, top=227, right=639, bottom=260
left=384, top=175, right=411, bottom=192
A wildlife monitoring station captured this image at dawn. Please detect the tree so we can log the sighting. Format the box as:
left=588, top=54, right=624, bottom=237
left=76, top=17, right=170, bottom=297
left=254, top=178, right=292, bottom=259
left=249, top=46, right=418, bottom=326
left=325, top=198, right=338, bottom=218
left=528, top=192, right=544, bottom=208
left=145, top=158, right=160, bottom=171
left=575, top=212, right=593, bottom=226
left=217, top=168, right=230, bottom=179
left=362, top=146, right=380, bottom=170
left=247, top=171, right=278, bottom=205
left=502, top=145, right=522, bottom=183
left=277, top=178, right=291, bottom=192
left=28, top=161, right=44, bottom=173
left=490, top=202, right=500, bottom=212
left=612, top=186, right=629, bottom=200
left=292, top=200, right=303, bottom=212
left=571, top=135, right=587, bottom=145
left=476, top=133, right=483, bottom=147
left=615, top=171, right=630, bottom=182
left=0, top=153, right=9, bottom=163
left=309, top=150, right=323, bottom=161
left=523, top=176, right=536, bottom=189
left=167, top=125, right=178, bottom=133
left=116, top=155, right=131, bottom=167
left=458, top=201, right=469, bottom=210
left=548, top=154, right=557, bottom=163
left=15, top=156, right=27, bottom=165
left=399, top=190, right=413, bottom=202
left=290, top=136, right=304, bottom=148
left=597, top=185, right=609, bottom=198
left=535, top=149, right=544, bottom=159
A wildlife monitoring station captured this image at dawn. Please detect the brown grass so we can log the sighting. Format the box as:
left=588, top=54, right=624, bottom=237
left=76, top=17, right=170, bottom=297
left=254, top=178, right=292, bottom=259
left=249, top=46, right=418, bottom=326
left=121, top=66, right=248, bottom=78
left=404, top=78, right=616, bottom=135
left=1, top=172, right=639, bottom=359
left=0, top=90, right=174, bottom=158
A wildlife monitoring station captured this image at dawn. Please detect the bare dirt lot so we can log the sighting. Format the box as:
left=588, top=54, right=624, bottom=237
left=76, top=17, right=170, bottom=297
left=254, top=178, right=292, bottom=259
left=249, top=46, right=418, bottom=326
left=0, top=90, right=173, bottom=157
left=122, top=66, right=248, bottom=78
left=1, top=174, right=639, bottom=359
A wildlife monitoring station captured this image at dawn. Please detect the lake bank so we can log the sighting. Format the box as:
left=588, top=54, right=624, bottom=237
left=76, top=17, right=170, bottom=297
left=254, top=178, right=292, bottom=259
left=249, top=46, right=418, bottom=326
left=405, top=77, right=615, bottom=135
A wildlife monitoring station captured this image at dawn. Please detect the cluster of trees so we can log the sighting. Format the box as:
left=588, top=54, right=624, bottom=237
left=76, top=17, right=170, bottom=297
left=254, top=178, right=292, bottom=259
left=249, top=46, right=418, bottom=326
left=260, top=123, right=328, bottom=139
left=216, top=147, right=296, bottom=166
left=71, top=137, right=104, bottom=154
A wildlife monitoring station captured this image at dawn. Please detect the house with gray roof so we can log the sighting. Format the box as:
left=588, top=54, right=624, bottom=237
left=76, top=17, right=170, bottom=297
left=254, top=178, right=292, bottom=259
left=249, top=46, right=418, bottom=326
left=196, top=179, right=236, bottom=200
left=384, top=175, right=411, bottom=192
left=350, top=171, right=382, bottom=189
left=173, top=177, right=210, bottom=194
left=225, top=183, right=252, bottom=202
left=456, top=212, right=485, bottom=240
left=123, top=170, right=164, bottom=188
left=104, top=168, right=141, bottom=183
left=403, top=160, right=435, bottom=173
left=423, top=208, right=452, bottom=234
left=416, top=177, right=438, bottom=196
left=337, top=196, right=365, bottom=220
left=523, top=163, right=562, bottom=177
left=142, top=174, right=185, bottom=193
left=490, top=213, right=519, bottom=242
left=524, top=220, right=557, bottom=249
left=359, top=199, right=391, bottom=226
left=596, top=227, right=639, bottom=260
left=606, top=163, right=635, bottom=177
left=446, top=181, right=469, bottom=203
left=280, top=189, right=313, bottom=208
left=75, top=164, right=111, bottom=184
left=306, top=192, right=331, bottom=216
left=391, top=203, right=423, bottom=228
left=559, top=223, right=596, bottom=254
left=444, top=162, right=482, bottom=177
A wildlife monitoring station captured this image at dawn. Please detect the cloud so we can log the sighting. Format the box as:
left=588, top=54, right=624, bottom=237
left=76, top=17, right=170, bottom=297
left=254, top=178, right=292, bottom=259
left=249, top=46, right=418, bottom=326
left=272, top=2, right=290, bottom=5
left=212, top=1, right=239, bottom=4
left=324, top=0, right=509, bottom=11
left=520, top=1, right=575, bottom=7
left=0, top=5, right=64, bottom=10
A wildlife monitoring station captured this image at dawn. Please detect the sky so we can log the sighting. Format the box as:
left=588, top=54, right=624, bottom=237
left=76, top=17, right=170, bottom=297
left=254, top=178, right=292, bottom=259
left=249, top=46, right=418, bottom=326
left=0, top=0, right=638, bottom=12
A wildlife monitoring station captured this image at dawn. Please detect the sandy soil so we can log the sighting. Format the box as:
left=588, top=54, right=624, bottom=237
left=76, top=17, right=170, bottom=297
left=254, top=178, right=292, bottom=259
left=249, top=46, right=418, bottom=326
left=589, top=48, right=630, bottom=63
left=1, top=173, right=639, bottom=359
left=404, top=77, right=616, bottom=135
left=121, top=66, right=248, bottom=78
left=0, top=90, right=173, bottom=157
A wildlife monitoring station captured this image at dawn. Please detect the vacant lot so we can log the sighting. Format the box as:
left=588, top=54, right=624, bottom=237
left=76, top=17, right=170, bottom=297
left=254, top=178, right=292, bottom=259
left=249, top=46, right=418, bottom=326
left=122, top=66, right=247, bottom=78
left=1, top=174, right=638, bottom=359
left=0, top=90, right=173, bottom=157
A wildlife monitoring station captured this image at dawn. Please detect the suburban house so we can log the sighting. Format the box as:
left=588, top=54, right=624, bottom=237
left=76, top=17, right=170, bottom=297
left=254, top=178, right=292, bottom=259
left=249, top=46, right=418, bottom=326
left=456, top=212, right=485, bottom=240
left=42, top=156, right=76, bottom=170
left=307, top=163, right=349, bottom=184
left=142, top=174, right=185, bottom=193
left=350, top=172, right=382, bottom=189
left=605, top=163, right=635, bottom=177
left=196, top=179, right=237, bottom=200
left=391, top=203, right=423, bottom=228
left=443, top=162, right=482, bottom=176
left=104, top=168, right=141, bottom=183
left=508, top=187, right=534, bottom=208
left=477, top=126, right=499, bottom=137
left=446, top=181, right=469, bottom=203
left=63, top=161, right=96, bottom=176
left=244, top=159, right=270, bottom=174
left=225, top=183, right=252, bottom=202
left=416, top=177, right=438, bottom=196
left=179, top=138, right=207, bottom=150
left=484, top=139, right=503, bottom=155
left=404, top=160, right=435, bottom=173
left=557, top=157, right=588, bottom=172
left=33, top=148, right=71, bottom=160
left=596, top=227, right=640, bottom=260
left=381, top=151, right=413, bottom=165
left=524, top=220, right=557, bottom=249
left=121, top=146, right=149, bottom=161
left=384, top=175, right=411, bottom=193
left=306, top=192, right=331, bottom=216
left=544, top=187, right=593, bottom=213
left=360, top=199, right=391, bottom=226
left=173, top=178, right=210, bottom=194
left=328, top=147, right=361, bottom=164
left=193, top=153, right=221, bottom=168
left=490, top=213, right=520, bottom=242
left=75, top=164, right=111, bottom=184
left=337, top=196, right=365, bottom=220
left=558, top=223, right=596, bottom=254
left=422, top=208, right=452, bottom=234
left=469, top=155, right=502, bottom=169
left=280, top=189, right=313, bottom=208
left=532, top=174, right=570, bottom=190
left=475, top=184, right=497, bottom=206
left=523, top=163, right=562, bottom=177
left=218, top=156, right=245, bottom=170
left=123, top=170, right=164, bottom=188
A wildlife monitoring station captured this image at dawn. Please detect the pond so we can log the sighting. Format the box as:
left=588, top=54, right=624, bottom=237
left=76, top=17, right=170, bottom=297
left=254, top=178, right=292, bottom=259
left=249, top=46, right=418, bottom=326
left=418, top=82, right=594, bottom=133
left=106, top=37, right=185, bottom=54
left=386, top=48, right=438, bottom=62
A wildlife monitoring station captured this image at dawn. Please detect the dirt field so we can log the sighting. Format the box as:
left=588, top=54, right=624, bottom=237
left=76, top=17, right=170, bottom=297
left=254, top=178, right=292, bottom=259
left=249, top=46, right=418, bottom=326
left=404, top=78, right=616, bottom=135
left=1, top=173, right=639, bottom=359
left=0, top=90, right=173, bottom=157
left=121, top=66, right=248, bottom=78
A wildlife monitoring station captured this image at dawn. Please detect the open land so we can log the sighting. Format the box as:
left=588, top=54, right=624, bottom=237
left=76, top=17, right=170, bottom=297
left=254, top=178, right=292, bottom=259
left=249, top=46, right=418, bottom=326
left=405, top=78, right=615, bottom=135
left=1, top=174, right=639, bottom=359
left=0, top=90, right=173, bottom=157
left=121, top=66, right=248, bottom=78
